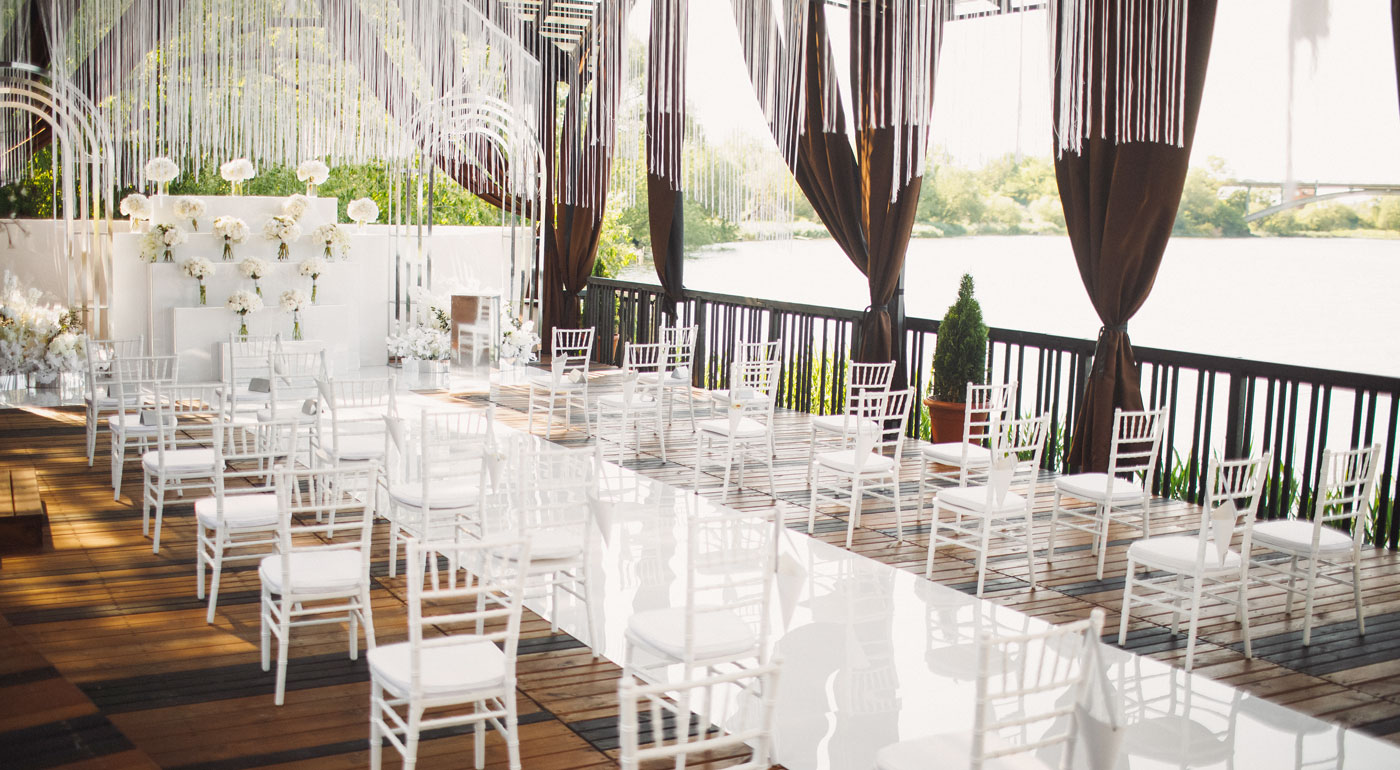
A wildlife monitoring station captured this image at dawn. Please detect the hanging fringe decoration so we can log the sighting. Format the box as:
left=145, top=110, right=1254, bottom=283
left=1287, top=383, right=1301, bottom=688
left=38, top=0, right=541, bottom=202
left=0, top=0, right=33, bottom=187
left=727, top=0, right=810, bottom=168
left=1052, top=0, right=1192, bottom=156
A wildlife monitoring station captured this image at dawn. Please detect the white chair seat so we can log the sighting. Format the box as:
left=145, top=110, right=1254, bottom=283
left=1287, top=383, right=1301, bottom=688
left=814, top=450, right=896, bottom=474
left=1055, top=472, right=1145, bottom=502
left=519, top=530, right=582, bottom=562
left=1252, top=520, right=1356, bottom=556
left=259, top=550, right=363, bottom=595
left=195, top=493, right=279, bottom=529
left=368, top=638, right=505, bottom=697
left=696, top=417, right=768, bottom=438
left=708, top=388, right=770, bottom=405
left=876, top=730, right=1049, bottom=770
left=625, top=606, right=756, bottom=661
left=811, top=414, right=881, bottom=436
left=388, top=481, right=480, bottom=510
left=527, top=374, right=583, bottom=392
left=1128, top=535, right=1242, bottom=574
left=598, top=393, right=661, bottom=408
left=639, top=372, right=689, bottom=385
left=936, top=485, right=1026, bottom=515
left=141, top=448, right=218, bottom=473
left=257, top=407, right=318, bottom=424
left=106, top=414, right=158, bottom=433
left=322, top=434, right=385, bottom=461
left=922, top=442, right=993, bottom=466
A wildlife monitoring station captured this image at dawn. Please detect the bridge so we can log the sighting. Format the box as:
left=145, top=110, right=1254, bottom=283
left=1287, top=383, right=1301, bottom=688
left=1225, top=179, right=1400, bottom=222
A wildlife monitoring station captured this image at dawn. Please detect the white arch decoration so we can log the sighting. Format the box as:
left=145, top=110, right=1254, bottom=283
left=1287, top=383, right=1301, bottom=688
left=0, top=62, right=117, bottom=336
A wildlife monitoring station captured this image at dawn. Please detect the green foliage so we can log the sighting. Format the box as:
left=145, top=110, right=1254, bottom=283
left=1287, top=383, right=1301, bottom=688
left=930, top=273, right=987, bottom=403
left=0, top=146, right=59, bottom=218
left=613, top=191, right=740, bottom=258
left=1174, top=163, right=1251, bottom=237
left=592, top=200, right=643, bottom=278
left=915, top=152, right=1065, bottom=236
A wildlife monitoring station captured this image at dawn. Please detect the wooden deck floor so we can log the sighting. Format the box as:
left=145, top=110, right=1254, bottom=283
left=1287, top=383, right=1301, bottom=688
left=1, top=376, right=1399, bottom=769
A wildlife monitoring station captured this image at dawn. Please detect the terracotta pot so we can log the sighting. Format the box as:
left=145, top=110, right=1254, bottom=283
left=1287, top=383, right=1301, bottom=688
left=924, top=397, right=967, bottom=444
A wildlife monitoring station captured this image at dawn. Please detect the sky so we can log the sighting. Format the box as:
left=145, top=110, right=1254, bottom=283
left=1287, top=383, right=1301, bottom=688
left=627, top=0, right=1400, bottom=183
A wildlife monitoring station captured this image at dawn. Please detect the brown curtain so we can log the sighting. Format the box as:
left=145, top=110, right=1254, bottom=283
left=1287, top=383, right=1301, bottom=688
left=646, top=0, right=686, bottom=319
left=1060, top=0, right=1218, bottom=472
left=787, top=2, right=935, bottom=383
left=1393, top=1, right=1400, bottom=113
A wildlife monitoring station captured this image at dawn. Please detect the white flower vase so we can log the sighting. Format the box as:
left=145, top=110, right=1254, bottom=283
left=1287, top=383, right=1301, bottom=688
left=421, top=359, right=450, bottom=390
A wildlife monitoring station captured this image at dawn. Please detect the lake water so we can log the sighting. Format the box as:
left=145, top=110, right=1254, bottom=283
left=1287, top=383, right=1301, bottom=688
left=620, top=235, right=1400, bottom=379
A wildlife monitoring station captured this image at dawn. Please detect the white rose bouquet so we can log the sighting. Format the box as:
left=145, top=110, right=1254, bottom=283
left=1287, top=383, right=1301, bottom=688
left=296, top=159, right=330, bottom=195
left=213, top=215, right=249, bottom=261
left=499, top=314, right=540, bottom=364
left=404, top=325, right=451, bottom=361
left=263, top=215, right=302, bottom=261
left=298, top=257, right=327, bottom=303
left=119, top=193, right=152, bottom=229
left=0, top=272, right=85, bottom=386
left=180, top=257, right=216, bottom=305
left=311, top=223, right=350, bottom=260
left=279, top=289, right=309, bottom=340
left=282, top=193, right=311, bottom=222
left=347, top=197, right=379, bottom=229
left=226, top=289, right=262, bottom=337
left=144, top=157, right=179, bottom=194
left=220, top=157, right=256, bottom=194
left=141, top=223, right=186, bottom=262
left=173, top=197, right=207, bottom=231
left=238, top=257, right=269, bottom=296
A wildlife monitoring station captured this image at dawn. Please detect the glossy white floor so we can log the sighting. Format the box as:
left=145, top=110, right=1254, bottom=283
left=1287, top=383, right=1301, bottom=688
left=15, top=367, right=1400, bottom=769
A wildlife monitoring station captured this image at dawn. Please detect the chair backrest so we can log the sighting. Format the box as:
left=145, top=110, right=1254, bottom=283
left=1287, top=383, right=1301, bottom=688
left=982, top=414, right=1050, bottom=513
left=499, top=444, right=599, bottom=546
left=1193, top=452, right=1272, bottom=570
left=1312, top=444, right=1382, bottom=548
left=618, top=659, right=782, bottom=770
left=109, top=355, right=178, bottom=415
left=962, top=380, right=1017, bottom=445
left=272, top=463, right=380, bottom=587
left=552, top=328, right=595, bottom=374
left=852, top=388, right=916, bottom=466
left=845, top=360, right=895, bottom=410
left=681, top=504, right=778, bottom=668
left=267, top=349, right=326, bottom=416
left=619, top=342, right=667, bottom=405
left=318, top=375, right=397, bottom=414
left=388, top=407, right=494, bottom=501
left=737, top=339, right=780, bottom=363
left=972, top=609, right=1104, bottom=768
left=150, top=382, right=226, bottom=463
left=209, top=415, right=302, bottom=519
left=661, top=325, right=698, bottom=368
left=225, top=333, right=280, bottom=388
left=403, top=537, right=530, bottom=702
left=732, top=357, right=781, bottom=400
left=85, top=335, right=145, bottom=395
left=1107, top=407, right=1168, bottom=488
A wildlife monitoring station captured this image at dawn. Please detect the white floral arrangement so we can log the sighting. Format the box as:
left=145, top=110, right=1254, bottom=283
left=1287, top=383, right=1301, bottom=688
left=282, top=193, right=311, bottom=222
left=213, top=215, right=249, bottom=260
left=173, top=197, right=207, bottom=231
left=297, top=159, right=330, bottom=194
left=0, top=272, right=85, bottom=385
left=311, top=223, right=350, bottom=260
left=220, top=157, right=256, bottom=194
left=279, top=289, right=309, bottom=313
left=181, top=256, right=216, bottom=305
left=226, top=289, right=262, bottom=335
left=238, top=256, right=269, bottom=296
left=499, top=314, right=540, bottom=364
left=409, top=286, right=451, bottom=332
left=141, top=223, right=186, bottom=262
left=144, top=157, right=179, bottom=192
left=299, top=257, right=327, bottom=303
left=263, top=215, right=302, bottom=261
left=405, top=325, right=452, bottom=361
left=347, top=197, right=379, bottom=227
left=119, top=193, right=152, bottom=225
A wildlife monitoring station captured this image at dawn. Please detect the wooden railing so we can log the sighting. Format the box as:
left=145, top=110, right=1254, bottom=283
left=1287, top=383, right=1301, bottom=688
left=583, top=277, right=1400, bottom=548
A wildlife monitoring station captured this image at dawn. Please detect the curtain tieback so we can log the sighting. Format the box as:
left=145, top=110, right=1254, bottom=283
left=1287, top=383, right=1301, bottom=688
left=1093, top=323, right=1132, bottom=373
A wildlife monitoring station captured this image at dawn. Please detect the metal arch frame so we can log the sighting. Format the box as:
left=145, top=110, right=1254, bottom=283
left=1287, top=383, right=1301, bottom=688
left=397, top=91, right=547, bottom=333
left=0, top=62, right=117, bottom=336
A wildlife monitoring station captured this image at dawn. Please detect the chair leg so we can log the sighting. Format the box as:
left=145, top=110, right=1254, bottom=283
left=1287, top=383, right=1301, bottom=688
left=361, top=586, right=377, bottom=651
left=152, top=481, right=168, bottom=553
left=1094, top=507, right=1111, bottom=581
left=1285, top=555, right=1299, bottom=615
left=916, top=462, right=928, bottom=524
left=720, top=440, right=735, bottom=503
left=260, top=588, right=272, bottom=672
left=1239, top=579, right=1253, bottom=659
left=1023, top=509, right=1038, bottom=589
left=1118, top=564, right=1135, bottom=646
left=975, top=521, right=991, bottom=597
left=1047, top=490, right=1061, bottom=556
left=807, top=465, right=820, bottom=534
left=1302, top=557, right=1320, bottom=646
left=764, top=436, right=775, bottom=498
left=369, top=683, right=385, bottom=770
left=86, top=408, right=97, bottom=466
left=1170, top=573, right=1184, bottom=634
left=527, top=388, right=536, bottom=434
left=925, top=500, right=941, bottom=579
left=846, top=477, right=863, bottom=549
left=1353, top=560, right=1366, bottom=637
left=406, top=706, right=424, bottom=770
left=693, top=435, right=704, bottom=492
left=505, top=688, right=522, bottom=770
left=206, top=538, right=225, bottom=624
left=1184, top=578, right=1205, bottom=672
left=891, top=471, right=904, bottom=541
left=111, top=434, right=124, bottom=500
left=275, top=600, right=291, bottom=705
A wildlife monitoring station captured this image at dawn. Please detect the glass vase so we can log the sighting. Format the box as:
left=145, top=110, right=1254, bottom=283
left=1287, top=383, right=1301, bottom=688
left=231, top=181, right=244, bottom=196
left=277, top=242, right=289, bottom=261
left=311, top=281, right=318, bottom=303
left=293, top=313, right=303, bottom=341
left=222, top=240, right=233, bottom=261
left=198, top=282, right=206, bottom=305
left=238, top=319, right=249, bottom=337
left=307, top=183, right=317, bottom=197
left=254, top=280, right=262, bottom=297
left=162, top=247, right=173, bottom=263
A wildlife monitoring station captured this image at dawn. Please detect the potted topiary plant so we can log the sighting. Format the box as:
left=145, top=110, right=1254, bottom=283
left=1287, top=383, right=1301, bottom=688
left=925, top=273, right=988, bottom=443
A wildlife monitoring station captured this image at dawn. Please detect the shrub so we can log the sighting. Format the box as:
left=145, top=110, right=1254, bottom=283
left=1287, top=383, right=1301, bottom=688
left=930, top=273, right=987, bottom=403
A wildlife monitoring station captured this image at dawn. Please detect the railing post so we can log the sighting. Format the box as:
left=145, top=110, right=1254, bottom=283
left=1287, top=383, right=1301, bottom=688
left=1223, top=370, right=1249, bottom=459
left=692, top=297, right=708, bottom=387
